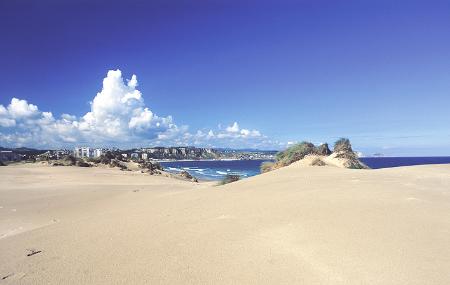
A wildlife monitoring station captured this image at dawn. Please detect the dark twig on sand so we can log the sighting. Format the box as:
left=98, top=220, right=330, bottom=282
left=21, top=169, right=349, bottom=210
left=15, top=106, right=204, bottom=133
left=26, top=249, right=42, bottom=257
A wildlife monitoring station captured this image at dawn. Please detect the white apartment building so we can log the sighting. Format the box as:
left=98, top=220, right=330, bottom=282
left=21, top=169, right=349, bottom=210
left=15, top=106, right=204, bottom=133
left=93, top=148, right=103, bottom=158
left=74, top=147, right=104, bottom=158
left=74, top=147, right=93, bottom=158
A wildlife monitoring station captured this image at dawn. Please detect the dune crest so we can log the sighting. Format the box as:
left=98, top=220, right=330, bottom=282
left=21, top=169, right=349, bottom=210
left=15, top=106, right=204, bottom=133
left=262, top=138, right=368, bottom=173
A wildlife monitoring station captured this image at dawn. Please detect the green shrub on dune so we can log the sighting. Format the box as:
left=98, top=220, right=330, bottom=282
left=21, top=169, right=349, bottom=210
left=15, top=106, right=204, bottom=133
left=275, top=141, right=317, bottom=167
left=260, top=141, right=318, bottom=173
left=333, top=138, right=353, bottom=153
left=317, top=143, right=332, bottom=155
left=261, top=138, right=368, bottom=173
left=62, top=155, right=77, bottom=165
left=333, top=138, right=368, bottom=169
left=260, top=161, right=275, bottom=173
left=219, top=174, right=241, bottom=185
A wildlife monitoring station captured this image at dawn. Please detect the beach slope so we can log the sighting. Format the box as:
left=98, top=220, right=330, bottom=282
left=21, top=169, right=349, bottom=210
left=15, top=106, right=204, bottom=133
left=1, top=163, right=450, bottom=284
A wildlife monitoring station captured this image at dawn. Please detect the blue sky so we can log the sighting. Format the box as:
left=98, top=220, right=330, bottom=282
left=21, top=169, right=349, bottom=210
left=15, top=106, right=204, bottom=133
left=0, top=0, right=449, bottom=155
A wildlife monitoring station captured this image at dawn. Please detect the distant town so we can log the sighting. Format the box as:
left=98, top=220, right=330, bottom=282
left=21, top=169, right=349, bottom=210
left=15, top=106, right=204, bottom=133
left=0, top=146, right=276, bottom=163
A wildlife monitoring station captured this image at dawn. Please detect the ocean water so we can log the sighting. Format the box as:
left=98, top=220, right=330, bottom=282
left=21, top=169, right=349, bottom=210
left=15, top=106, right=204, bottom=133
left=159, top=160, right=271, bottom=181
left=160, top=157, right=450, bottom=180
left=360, top=156, right=450, bottom=169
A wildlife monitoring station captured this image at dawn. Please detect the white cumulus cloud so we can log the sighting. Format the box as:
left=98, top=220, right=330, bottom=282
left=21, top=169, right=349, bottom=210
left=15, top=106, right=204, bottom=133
left=7, top=98, right=39, bottom=118
left=75, top=69, right=177, bottom=142
left=226, top=122, right=240, bottom=133
left=0, top=69, right=274, bottom=149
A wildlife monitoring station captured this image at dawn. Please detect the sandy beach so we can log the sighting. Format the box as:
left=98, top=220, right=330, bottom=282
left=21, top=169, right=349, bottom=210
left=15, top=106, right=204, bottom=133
left=1, top=163, right=450, bottom=284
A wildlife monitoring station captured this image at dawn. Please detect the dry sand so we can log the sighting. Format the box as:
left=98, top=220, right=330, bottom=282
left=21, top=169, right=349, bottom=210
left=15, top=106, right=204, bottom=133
left=1, top=162, right=449, bottom=284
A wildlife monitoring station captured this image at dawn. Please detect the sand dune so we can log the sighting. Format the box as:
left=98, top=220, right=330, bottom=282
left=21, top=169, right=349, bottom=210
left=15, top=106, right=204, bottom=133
left=1, top=163, right=450, bottom=284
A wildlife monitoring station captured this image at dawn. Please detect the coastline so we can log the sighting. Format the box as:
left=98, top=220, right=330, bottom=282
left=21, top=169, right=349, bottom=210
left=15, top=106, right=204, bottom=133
left=158, top=159, right=272, bottom=181
left=154, top=158, right=273, bottom=163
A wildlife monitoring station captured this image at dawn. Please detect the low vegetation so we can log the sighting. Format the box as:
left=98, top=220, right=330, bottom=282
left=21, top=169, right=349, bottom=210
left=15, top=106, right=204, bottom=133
left=260, top=161, right=275, bottom=173
left=219, top=174, right=241, bottom=185
left=261, top=138, right=367, bottom=173
left=76, top=161, right=91, bottom=167
left=179, top=170, right=198, bottom=182
left=62, top=155, right=77, bottom=165
left=311, top=157, right=326, bottom=166
left=275, top=141, right=318, bottom=167
left=47, top=152, right=165, bottom=174
left=138, top=160, right=163, bottom=174
left=334, top=138, right=352, bottom=153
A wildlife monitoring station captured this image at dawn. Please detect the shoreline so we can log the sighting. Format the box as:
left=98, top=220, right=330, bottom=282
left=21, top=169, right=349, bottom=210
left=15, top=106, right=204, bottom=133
left=154, top=158, right=273, bottom=162
left=158, top=159, right=271, bottom=181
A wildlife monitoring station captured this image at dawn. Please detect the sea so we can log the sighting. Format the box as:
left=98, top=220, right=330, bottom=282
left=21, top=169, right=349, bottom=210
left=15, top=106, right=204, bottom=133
left=159, top=160, right=270, bottom=181
left=160, top=157, right=450, bottom=181
left=360, top=156, right=450, bottom=169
